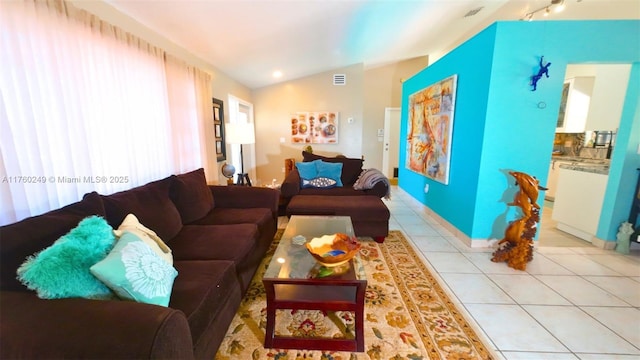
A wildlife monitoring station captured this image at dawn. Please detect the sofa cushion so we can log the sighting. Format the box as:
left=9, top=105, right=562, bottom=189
left=171, top=168, right=214, bottom=224
left=298, top=186, right=366, bottom=196
left=287, top=195, right=390, bottom=221
left=0, top=192, right=106, bottom=291
left=168, top=224, right=259, bottom=263
left=16, top=216, right=116, bottom=299
left=295, top=160, right=319, bottom=180
left=170, top=260, right=241, bottom=355
left=302, top=151, right=363, bottom=185
left=189, top=207, right=272, bottom=231
left=188, top=207, right=274, bottom=258
left=286, top=195, right=390, bottom=240
left=102, top=176, right=183, bottom=241
left=90, top=232, right=178, bottom=307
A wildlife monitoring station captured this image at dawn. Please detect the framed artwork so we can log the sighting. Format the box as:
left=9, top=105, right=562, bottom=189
left=213, top=98, right=226, bottom=161
left=405, top=75, right=457, bottom=185
left=290, top=112, right=338, bottom=144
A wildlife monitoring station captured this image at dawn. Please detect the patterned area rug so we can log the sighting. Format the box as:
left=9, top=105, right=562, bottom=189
left=215, top=230, right=494, bottom=359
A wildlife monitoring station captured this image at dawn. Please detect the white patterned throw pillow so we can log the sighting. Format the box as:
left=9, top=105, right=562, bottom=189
left=90, top=232, right=178, bottom=306
left=114, top=214, right=173, bottom=265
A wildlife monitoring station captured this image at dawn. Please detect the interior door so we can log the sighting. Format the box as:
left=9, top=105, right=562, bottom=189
left=382, top=107, right=401, bottom=179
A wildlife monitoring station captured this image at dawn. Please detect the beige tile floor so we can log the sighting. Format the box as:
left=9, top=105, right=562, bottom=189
left=385, top=186, right=640, bottom=360
left=279, top=186, right=640, bottom=359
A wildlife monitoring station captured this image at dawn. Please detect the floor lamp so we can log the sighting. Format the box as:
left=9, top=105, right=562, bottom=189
left=225, top=122, right=255, bottom=186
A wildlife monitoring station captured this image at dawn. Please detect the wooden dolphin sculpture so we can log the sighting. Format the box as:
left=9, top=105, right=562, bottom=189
left=509, top=171, right=548, bottom=209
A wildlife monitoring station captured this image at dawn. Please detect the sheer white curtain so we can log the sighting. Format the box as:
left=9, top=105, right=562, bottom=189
left=0, top=0, right=212, bottom=225
left=165, top=55, right=213, bottom=175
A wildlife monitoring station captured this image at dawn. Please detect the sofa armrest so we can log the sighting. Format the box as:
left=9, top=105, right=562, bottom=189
left=364, top=181, right=390, bottom=198
left=209, top=185, right=279, bottom=219
left=0, top=292, right=194, bottom=359
left=280, top=168, right=301, bottom=198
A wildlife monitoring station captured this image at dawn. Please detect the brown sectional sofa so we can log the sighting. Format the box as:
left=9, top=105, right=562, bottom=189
left=281, top=152, right=391, bottom=242
left=0, top=168, right=279, bottom=359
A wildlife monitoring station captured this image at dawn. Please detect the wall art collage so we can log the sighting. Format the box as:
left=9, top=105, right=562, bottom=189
left=290, top=112, right=339, bottom=144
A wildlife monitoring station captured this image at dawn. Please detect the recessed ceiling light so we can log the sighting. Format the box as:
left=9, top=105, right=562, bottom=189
left=272, top=70, right=282, bottom=78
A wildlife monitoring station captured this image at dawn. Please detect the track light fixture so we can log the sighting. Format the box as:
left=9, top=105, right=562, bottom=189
left=521, top=0, right=566, bottom=21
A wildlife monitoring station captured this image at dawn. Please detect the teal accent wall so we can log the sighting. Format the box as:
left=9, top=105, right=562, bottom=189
left=600, top=63, right=640, bottom=239
left=400, top=25, right=496, bottom=236
left=399, top=20, right=640, bottom=243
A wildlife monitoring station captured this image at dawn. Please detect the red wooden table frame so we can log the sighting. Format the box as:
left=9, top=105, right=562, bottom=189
left=262, top=264, right=367, bottom=352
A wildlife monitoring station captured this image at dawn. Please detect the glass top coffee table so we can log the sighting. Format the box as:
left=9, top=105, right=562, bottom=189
left=262, top=215, right=367, bottom=352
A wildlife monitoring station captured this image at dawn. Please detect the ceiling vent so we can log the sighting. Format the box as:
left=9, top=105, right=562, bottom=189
left=464, top=7, right=484, bottom=17
left=333, top=74, right=346, bottom=86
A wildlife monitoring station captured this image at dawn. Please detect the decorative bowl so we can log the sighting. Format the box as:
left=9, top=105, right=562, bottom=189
left=305, top=233, right=361, bottom=267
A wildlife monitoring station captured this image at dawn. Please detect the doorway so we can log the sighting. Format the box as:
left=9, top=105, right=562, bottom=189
left=227, top=95, right=255, bottom=183
left=541, top=63, right=632, bottom=247
left=382, top=107, right=401, bottom=183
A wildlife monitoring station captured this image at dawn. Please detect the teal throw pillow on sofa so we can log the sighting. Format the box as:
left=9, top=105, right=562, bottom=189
left=16, top=216, right=116, bottom=299
left=90, top=232, right=178, bottom=307
left=316, top=161, right=343, bottom=187
left=296, top=160, right=320, bottom=180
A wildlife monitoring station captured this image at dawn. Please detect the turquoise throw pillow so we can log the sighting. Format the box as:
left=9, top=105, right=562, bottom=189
left=296, top=160, right=320, bottom=180
left=316, top=161, right=343, bottom=187
left=17, top=216, right=116, bottom=299
left=90, top=232, right=178, bottom=307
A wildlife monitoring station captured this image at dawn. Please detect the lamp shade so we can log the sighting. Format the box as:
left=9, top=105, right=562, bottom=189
left=225, top=122, right=255, bottom=145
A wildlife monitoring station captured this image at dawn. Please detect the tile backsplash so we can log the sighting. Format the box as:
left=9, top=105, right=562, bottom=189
left=580, top=147, right=610, bottom=159
left=553, top=133, right=610, bottom=159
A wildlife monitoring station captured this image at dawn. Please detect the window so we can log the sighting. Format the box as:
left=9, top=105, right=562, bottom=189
left=0, top=1, right=212, bottom=225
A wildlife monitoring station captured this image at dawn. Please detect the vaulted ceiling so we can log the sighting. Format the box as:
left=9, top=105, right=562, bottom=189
left=103, top=0, right=639, bottom=89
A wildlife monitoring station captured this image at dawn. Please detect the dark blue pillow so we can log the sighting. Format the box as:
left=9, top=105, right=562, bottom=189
left=316, top=161, right=343, bottom=187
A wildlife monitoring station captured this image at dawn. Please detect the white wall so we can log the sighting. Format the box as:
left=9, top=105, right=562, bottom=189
left=251, top=64, right=364, bottom=186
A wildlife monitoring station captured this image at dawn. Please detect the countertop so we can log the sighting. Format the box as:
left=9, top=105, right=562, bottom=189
left=553, top=156, right=610, bottom=175
left=551, top=155, right=609, bottom=164
left=558, top=163, right=609, bottom=175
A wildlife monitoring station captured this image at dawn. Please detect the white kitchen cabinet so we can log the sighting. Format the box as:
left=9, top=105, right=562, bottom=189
left=552, top=167, right=608, bottom=242
left=556, top=77, right=595, bottom=133
left=585, top=64, right=631, bottom=131
left=545, top=159, right=572, bottom=200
